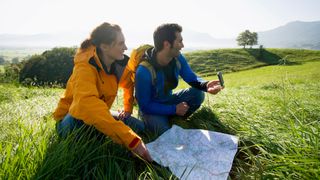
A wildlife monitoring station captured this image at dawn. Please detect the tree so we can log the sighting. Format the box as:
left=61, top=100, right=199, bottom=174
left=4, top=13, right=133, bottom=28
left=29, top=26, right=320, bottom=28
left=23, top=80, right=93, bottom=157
left=248, top=32, right=258, bottom=48
left=236, top=30, right=258, bottom=48
left=19, top=47, right=76, bottom=86
left=0, top=56, right=5, bottom=65
left=12, top=57, right=19, bottom=64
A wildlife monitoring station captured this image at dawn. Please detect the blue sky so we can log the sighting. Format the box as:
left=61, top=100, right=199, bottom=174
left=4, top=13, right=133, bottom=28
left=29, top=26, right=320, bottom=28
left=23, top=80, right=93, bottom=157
left=1, top=0, right=319, bottom=40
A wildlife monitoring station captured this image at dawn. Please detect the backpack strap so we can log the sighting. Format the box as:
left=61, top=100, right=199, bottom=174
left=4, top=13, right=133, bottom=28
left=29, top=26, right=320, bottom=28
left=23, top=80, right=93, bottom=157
left=139, top=57, right=181, bottom=86
left=140, top=61, right=157, bottom=85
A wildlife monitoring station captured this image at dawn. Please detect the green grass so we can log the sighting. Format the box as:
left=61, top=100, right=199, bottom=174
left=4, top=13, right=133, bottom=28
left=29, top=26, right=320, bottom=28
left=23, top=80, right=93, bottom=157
left=0, top=65, right=4, bottom=74
left=197, top=61, right=320, bottom=179
left=1, top=53, right=320, bottom=179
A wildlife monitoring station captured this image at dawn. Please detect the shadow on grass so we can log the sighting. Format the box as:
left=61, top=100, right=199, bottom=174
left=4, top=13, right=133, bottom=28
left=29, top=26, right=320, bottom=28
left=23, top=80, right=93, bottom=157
left=245, top=48, right=302, bottom=66
left=181, top=107, right=264, bottom=179
left=183, top=106, right=236, bottom=134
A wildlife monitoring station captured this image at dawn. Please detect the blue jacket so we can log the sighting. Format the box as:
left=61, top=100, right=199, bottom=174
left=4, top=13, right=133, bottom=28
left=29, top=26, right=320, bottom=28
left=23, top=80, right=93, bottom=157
left=135, top=51, right=207, bottom=115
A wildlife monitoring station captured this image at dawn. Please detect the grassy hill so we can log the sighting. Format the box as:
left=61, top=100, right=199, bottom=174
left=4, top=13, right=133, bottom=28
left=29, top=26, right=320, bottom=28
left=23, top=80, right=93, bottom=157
left=0, top=48, right=320, bottom=179
left=184, top=48, right=320, bottom=76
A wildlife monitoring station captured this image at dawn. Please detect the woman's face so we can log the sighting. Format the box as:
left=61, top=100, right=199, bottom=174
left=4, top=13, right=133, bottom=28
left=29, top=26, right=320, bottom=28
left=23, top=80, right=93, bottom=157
left=100, top=31, right=127, bottom=60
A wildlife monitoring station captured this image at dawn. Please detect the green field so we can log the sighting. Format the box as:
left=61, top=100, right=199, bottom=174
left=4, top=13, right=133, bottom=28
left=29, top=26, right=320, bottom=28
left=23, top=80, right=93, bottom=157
left=0, top=51, right=320, bottom=179
left=0, top=65, right=4, bottom=74
left=0, top=47, right=48, bottom=62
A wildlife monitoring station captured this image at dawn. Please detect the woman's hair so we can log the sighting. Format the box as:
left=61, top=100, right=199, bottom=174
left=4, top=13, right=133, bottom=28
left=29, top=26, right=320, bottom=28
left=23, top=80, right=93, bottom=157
left=80, top=22, right=122, bottom=49
left=153, top=23, right=182, bottom=51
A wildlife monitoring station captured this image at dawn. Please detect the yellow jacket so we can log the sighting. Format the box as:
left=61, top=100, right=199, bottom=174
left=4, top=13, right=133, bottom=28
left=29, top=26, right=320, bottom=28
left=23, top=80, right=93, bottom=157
left=53, top=45, right=140, bottom=150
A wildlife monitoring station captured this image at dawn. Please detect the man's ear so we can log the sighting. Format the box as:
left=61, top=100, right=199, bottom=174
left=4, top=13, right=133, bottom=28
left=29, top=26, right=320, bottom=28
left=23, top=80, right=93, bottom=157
left=163, top=41, right=171, bottom=49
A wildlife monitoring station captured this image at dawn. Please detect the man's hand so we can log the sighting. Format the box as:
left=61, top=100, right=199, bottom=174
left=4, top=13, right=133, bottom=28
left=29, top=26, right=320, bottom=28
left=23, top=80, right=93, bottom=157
left=176, top=102, right=189, bottom=116
left=207, top=80, right=223, bottom=94
left=132, top=141, right=153, bottom=162
left=118, top=110, right=131, bottom=120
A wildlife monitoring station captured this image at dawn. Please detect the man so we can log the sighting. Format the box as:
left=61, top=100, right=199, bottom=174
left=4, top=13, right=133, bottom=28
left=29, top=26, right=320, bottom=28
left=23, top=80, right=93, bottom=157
left=135, top=23, right=223, bottom=136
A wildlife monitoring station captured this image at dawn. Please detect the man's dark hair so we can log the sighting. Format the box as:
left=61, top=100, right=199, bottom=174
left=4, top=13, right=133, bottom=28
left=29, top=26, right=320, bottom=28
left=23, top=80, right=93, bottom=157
left=153, top=23, right=182, bottom=51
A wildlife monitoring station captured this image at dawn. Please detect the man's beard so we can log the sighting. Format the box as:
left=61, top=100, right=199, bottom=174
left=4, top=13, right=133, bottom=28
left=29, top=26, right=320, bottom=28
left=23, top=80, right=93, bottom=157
left=170, top=47, right=180, bottom=57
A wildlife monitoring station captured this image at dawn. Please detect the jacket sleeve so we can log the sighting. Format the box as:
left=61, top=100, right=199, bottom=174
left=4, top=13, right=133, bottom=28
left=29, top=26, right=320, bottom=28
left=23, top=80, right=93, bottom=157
left=178, top=54, right=208, bottom=91
left=135, top=66, right=176, bottom=115
left=119, top=66, right=134, bottom=113
left=69, top=64, right=140, bottom=150
left=53, top=76, right=75, bottom=120
left=53, top=91, right=72, bottom=120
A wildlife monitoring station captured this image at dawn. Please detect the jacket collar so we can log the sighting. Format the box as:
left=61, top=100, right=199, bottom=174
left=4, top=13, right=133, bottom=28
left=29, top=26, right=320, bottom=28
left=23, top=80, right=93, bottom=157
left=87, top=46, right=129, bottom=75
left=96, top=47, right=116, bottom=74
left=145, top=47, right=177, bottom=71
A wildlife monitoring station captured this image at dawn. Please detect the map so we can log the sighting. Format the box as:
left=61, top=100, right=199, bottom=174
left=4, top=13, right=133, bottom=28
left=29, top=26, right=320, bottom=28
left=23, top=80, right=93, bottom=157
left=146, top=125, right=238, bottom=180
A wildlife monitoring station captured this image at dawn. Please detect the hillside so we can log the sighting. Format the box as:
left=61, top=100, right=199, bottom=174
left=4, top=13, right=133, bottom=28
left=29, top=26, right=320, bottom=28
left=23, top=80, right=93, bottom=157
left=258, top=21, right=320, bottom=49
left=184, top=48, right=320, bottom=77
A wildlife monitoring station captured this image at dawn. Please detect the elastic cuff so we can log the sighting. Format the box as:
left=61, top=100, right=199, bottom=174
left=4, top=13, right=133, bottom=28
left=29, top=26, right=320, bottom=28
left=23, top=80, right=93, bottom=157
left=202, top=81, right=209, bottom=92
left=128, top=137, right=141, bottom=149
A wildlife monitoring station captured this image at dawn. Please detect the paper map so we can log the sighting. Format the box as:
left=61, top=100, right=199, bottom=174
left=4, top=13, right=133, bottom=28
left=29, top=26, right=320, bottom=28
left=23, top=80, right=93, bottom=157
left=146, top=125, right=238, bottom=180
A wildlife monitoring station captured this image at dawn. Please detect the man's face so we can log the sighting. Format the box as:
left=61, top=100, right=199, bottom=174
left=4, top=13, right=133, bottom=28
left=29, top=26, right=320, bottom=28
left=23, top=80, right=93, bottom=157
left=169, top=32, right=184, bottom=57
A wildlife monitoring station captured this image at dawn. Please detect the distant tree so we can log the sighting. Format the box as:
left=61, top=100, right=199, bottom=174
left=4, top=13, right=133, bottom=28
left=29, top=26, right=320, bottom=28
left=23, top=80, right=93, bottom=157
left=12, top=57, right=19, bottom=64
left=237, top=30, right=258, bottom=48
left=248, top=32, right=258, bottom=48
left=3, top=64, right=21, bottom=83
left=237, top=30, right=250, bottom=48
left=0, top=56, right=5, bottom=65
left=19, top=47, right=76, bottom=86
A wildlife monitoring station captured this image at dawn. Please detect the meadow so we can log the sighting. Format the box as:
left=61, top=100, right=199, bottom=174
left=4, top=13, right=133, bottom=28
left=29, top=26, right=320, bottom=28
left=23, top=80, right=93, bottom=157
left=0, top=49, right=319, bottom=179
left=0, top=47, right=48, bottom=62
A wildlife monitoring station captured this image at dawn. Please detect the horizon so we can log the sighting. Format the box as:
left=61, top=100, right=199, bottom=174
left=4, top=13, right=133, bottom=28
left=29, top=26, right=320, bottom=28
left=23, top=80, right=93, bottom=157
left=1, top=19, right=319, bottom=49
left=1, top=0, right=320, bottom=50
left=1, top=0, right=320, bottom=39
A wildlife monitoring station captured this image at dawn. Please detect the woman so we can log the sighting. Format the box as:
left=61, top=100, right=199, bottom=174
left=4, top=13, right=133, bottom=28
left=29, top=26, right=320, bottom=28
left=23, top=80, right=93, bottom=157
left=53, top=22, right=152, bottom=162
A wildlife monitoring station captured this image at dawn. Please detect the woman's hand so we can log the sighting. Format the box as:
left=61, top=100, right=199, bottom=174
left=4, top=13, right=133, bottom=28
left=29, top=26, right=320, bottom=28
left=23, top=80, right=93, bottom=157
left=132, top=141, right=153, bottom=162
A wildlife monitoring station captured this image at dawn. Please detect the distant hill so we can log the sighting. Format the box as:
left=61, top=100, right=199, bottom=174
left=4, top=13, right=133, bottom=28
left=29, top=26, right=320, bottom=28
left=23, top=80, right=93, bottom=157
left=0, top=33, right=83, bottom=47
left=1, top=20, right=320, bottom=50
left=182, top=29, right=235, bottom=49
left=0, top=30, right=236, bottom=50
left=258, top=21, right=320, bottom=50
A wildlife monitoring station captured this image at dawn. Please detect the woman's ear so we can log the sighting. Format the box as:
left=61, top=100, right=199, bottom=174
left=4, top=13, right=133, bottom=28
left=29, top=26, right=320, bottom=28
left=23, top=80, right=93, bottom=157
left=99, top=43, right=110, bottom=51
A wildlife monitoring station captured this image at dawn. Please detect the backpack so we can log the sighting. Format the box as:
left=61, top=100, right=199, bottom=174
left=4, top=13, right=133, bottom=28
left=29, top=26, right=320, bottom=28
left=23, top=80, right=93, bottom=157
left=127, top=44, right=157, bottom=85
left=126, top=44, right=181, bottom=86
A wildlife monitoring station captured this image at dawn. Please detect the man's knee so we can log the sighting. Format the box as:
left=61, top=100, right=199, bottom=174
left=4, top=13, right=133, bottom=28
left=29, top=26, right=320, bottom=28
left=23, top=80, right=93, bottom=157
left=190, top=88, right=205, bottom=105
left=142, top=114, right=170, bottom=136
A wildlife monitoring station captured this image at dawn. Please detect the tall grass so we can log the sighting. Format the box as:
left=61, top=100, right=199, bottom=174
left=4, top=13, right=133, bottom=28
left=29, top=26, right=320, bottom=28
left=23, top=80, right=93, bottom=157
left=1, top=60, right=319, bottom=179
left=187, top=61, right=320, bottom=179
left=0, top=84, right=174, bottom=179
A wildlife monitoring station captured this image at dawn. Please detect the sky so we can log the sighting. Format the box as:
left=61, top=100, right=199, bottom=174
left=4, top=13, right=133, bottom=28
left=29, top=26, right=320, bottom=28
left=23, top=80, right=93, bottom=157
left=1, top=0, right=320, bottom=46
